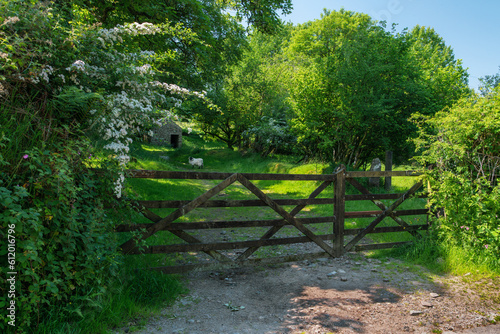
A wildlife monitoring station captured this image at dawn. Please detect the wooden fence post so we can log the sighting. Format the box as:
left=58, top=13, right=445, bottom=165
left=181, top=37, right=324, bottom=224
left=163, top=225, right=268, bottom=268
left=334, top=165, right=346, bottom=257
left=385, top=150, right=393, bottom=191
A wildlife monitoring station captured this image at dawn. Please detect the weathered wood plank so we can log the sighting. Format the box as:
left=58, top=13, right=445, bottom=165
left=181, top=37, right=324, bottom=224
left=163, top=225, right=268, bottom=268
left=116, top=216, right=333, bottom=232
left=123, top=169, right=336, bottom=181
left=237, top=180, right=333, bottom=261
left=119, top=173, right=238, bottom=254
left=344, top=224, right=428, bottom=235
left=149, top=252, right=329, bottom=274
left=345, top=193, right=427, bottom=201
left=126, top=234, right=337, bottom=255
left=236, top=174, right=336, bottom=257
left=136, top=198, right=335, bottom=208
left=139, top=208, right=232, bottom=262
left=385, top=151, right=393, bottom=191
left=135, top=194, right=426, bottom=209
left=344, top=181, right=423, bottom=252
left=347, top=178, right=425, bottom=239
left=334, top=166, right=346, bottom=257
left=115, top=209, right=428, bottom=232
left=118, top=221, right=429, bottom=235
left=345, top=209, right=428, bottom=218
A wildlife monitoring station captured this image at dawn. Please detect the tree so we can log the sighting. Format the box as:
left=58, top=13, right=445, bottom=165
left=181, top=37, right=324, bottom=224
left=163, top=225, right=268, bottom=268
left=222, top=0, right=293, bottom=34
left=50, top=0, right=292, bottom=92
left=287, top=10, right=413, bottom=166
left=49, top=0, right=248, bottom=91
left=404, top=25, right=469, bottom=113
left=194, top=26, right=293, bottom=150
left=479, top=66, right=500, bottom=96
left=284, top=10, right=468, bottom=167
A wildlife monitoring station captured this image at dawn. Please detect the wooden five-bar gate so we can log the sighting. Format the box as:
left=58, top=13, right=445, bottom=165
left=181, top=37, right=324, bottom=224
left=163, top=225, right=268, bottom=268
left=117, top=167, right=428, bottom=273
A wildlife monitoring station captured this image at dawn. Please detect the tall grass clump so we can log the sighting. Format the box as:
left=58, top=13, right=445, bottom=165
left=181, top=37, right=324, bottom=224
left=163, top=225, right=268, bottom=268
left=410, top=87, right=500, bottom=274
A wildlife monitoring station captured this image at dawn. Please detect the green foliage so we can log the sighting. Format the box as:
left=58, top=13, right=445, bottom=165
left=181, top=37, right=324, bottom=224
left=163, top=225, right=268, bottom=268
left=50, top=0, right=290, bottom=91
left=285, top=9, right=468, bottom=167
left=30, top=263, right=185, bottom=334
left=0, top=0, right=77, bottom=90
left=194, top=26, right=293, bottom=150
left=432, top=174, right=499, bottom=261
left=243, top=116, right=297, bottom=156
left=413, top=87, right=500, bottom=271
left=479, top=66, right=500, bottom=96
left=405, top=25, right=469, bottom=112
left=0, top=138, right=123, bottom=332
left=221, top=0, right=293, bottom=34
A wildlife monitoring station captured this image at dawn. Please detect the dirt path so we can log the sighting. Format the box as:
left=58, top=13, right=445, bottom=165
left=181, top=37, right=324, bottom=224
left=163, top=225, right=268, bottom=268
left=117, top=252, right=499, bottom=334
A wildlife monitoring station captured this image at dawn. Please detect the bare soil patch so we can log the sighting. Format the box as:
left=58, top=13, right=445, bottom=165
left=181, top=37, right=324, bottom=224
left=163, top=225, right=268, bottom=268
left=118, top=252, right=500, bottom=334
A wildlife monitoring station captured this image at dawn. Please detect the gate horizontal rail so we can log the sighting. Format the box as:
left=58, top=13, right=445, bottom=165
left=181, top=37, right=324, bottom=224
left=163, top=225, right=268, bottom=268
left=135, top=194, right=426, bottom=209
left=113, top=168, right=428, bottom=273
left=124, top=225, right=428, bottom=255
left=118, top=169, right=421, bottom=180
left=116, top=209, right=428, bottom=232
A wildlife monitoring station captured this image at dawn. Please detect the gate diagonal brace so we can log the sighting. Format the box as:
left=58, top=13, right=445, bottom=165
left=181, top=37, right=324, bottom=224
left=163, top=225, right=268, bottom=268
left=344, top=180, right=423, bottom=252
left=120, top=173, right=239, bottom=254
left=347, top=178, right=423, bottom=239
left=138, top=206, right=232, bottom=263
left=236, top=174, right=336, bottom=257
left=237, top=180, right=332, bottom=261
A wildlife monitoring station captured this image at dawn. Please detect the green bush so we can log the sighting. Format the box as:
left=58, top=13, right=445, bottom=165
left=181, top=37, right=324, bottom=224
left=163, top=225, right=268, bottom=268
left=413, top=87, right=500, bottom=270
left=0, top=138, right=122, bottom=332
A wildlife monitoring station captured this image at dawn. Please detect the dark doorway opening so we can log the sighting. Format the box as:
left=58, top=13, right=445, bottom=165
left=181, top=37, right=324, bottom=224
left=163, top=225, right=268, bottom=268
left=171, top=134, right=180, bottom=148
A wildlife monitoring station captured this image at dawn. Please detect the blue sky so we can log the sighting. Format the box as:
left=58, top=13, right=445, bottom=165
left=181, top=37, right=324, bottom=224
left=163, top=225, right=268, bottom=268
left=280, top=0, right=500, bottom=90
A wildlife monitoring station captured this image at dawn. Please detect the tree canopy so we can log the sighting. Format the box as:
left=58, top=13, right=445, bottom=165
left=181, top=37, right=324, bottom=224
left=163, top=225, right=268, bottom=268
left=187, top=9, right=470, bottom=166
left=210, top=9, right=469, bottom=167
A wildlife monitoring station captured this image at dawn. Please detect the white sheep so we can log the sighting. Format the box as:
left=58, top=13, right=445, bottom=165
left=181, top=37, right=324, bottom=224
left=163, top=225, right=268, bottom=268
left=188, top=157, right=204, bottom=169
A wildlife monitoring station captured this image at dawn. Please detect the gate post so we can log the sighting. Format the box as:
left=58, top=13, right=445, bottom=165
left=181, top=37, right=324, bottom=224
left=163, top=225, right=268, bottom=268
left=385, top=150, right=393, bottom=191
left=334, top=165, right=346, bottom=257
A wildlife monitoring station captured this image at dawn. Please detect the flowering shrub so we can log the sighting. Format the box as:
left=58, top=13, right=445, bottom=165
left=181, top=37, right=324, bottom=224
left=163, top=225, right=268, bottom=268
left=1, top=1, right=210, bottom=197
left=1, top=1, right=214, bottom=332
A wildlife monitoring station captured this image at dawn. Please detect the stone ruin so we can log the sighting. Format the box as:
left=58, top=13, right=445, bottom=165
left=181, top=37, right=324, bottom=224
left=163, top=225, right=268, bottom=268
left=151, top=122, right=182, bottom=148
left=369, top=157, right=382, bottom=187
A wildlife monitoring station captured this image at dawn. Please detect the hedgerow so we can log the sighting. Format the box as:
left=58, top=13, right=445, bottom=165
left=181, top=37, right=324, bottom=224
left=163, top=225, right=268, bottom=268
left=413, top=87, right=500, bottom=270
left=0, top=0, right=206, bottom=331
left=0, top=137, right=123, bottom=332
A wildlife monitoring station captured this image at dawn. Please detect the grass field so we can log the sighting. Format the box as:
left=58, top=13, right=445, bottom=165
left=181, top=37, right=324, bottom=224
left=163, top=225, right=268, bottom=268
left=121, top=130, right=428, bottom=267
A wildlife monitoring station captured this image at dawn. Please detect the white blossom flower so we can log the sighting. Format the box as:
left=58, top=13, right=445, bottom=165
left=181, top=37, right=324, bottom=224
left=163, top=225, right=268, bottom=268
left=2, top=16, right=20, bottom=26
left=66, top=60, right=86, bottom=72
